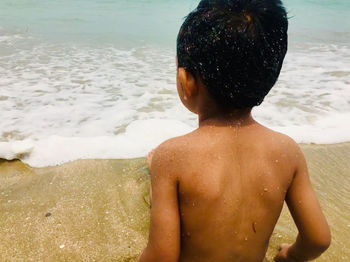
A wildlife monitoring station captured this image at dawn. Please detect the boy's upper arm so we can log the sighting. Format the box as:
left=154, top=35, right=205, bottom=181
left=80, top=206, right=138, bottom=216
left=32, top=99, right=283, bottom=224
left=141, top=142, right=181, bottom=262
left=285, top=144, right=331, bottom=247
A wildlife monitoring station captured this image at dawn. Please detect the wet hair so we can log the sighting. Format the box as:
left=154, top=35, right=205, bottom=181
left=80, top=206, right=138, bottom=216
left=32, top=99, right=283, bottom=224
left=177, top=0, right=288, bottom=108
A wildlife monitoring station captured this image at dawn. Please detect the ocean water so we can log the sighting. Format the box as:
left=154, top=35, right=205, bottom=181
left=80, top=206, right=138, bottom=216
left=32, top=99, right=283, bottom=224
left=0, top=0, right=350, bottom=167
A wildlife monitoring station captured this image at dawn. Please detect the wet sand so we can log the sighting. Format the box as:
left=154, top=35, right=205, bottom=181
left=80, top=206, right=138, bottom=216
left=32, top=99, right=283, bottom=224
left=1, top=143, right=349, bottom=261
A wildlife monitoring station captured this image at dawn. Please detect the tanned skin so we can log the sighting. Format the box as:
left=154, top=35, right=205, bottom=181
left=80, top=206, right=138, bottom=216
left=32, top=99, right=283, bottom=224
left=139, top=68, right=331, bottom=262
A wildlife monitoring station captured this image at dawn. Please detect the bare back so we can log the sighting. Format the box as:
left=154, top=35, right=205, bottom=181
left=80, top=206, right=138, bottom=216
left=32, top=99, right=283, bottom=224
left=176, top=122, right=296, bottom=262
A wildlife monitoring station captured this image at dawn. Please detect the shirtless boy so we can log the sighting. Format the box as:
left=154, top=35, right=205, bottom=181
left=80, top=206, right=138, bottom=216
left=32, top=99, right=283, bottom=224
left=140, top=0, right=331, bottom=261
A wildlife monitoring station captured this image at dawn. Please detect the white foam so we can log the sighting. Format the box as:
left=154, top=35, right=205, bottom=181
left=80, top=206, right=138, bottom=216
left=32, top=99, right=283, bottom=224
left=1, top=114, right=350, bottom=167
left=1, top=39, right=350, bottom=166
left=0, top=139, right=34, bottom=160
left=0, top=119, right=193, bottom=167
left=269, top=112, right=350, bottom=144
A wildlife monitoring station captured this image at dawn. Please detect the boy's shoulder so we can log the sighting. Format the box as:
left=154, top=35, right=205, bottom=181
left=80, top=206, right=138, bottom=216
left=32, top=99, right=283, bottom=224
left=153, top=130, right=207, bottom=159
left=248, top=122, right=296, bottom=147
left=155, top=125, right=302, bottom=153
left=150, top=131, right=207, bottom=174
left=258, top=125, right=304, bottom=168
left=268, top=129, right=301, bottom=155
left=150, top=134, right=192, bottom=174
left=262, top=126, right=299, bottom=150
left=154, top=132, right=194, bottom=157
left=152, top=125, right=303, bottom=172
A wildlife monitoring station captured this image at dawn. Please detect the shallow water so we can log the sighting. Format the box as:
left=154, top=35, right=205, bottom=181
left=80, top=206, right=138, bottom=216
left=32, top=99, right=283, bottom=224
left=1, top=143, right=349, bottom=261
left=1, top=0, right=350, bottom=166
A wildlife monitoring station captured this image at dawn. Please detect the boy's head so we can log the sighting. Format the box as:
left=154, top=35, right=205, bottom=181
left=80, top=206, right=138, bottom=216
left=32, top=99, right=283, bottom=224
left=177, top=0, right=288, bottom=110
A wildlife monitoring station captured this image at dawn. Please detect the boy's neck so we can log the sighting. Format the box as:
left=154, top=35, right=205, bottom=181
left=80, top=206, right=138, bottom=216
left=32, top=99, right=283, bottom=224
left=198, top=107, right=254, bottom=127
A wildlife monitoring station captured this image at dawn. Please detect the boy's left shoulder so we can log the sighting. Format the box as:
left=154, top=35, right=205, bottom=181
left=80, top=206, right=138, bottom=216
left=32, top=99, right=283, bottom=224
left=154, top=130, right=197, bottom=156
left=151, top=134, right=192, bottom=174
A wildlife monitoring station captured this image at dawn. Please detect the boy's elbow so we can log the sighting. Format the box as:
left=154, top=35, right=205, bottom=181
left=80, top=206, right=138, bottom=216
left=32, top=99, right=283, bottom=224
left=156, top=253, right=179, bottom=262
left=316, top=226, right=331, bottom=251
left=306, top=230, right=331, bottom=253
left=139, top=247, right=179, bottom=262
left=315, top=233, right=331, bottom=252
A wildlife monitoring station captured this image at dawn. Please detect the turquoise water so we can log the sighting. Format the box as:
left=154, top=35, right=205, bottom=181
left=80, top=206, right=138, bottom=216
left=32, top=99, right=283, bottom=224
left=0, top=0, right=198, bottom=47
left=1, top=0, right=350, bottom=166
left=1, top=0, right=349, bottom=47
left=286, top=0, right=350, bottom=45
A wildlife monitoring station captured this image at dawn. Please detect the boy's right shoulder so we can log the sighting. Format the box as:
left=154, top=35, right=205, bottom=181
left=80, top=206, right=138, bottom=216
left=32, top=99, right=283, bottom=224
left=262, top=127, right=304, bottom=170
left=260, top=125, right=300, bottom=151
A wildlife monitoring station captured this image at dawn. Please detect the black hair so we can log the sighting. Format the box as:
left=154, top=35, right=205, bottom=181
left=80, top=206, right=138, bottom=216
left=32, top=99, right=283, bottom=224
left=177, top=0, right=288, bottom=108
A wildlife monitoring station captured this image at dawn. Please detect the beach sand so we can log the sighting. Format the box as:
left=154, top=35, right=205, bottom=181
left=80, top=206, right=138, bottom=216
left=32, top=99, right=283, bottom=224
left=1, top=143, right=349, bottom=261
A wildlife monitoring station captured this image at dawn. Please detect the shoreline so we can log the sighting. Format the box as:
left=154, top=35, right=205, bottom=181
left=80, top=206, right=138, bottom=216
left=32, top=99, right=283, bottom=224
left=1, top=143, right=349, bottom=261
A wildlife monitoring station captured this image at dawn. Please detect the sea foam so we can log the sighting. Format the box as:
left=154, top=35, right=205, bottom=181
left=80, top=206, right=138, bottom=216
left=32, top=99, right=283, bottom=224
left=0, top=119, right=193, bottom=167
left=1, top=114, right=350, bottom=167
left=1, top=34, right=350, bottom=167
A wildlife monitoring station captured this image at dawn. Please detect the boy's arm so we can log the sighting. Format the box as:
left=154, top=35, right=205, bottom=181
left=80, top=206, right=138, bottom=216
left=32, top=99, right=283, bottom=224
left=275, top=145, right=331, bottom=262
left=139, top=144, right=180, bottom=262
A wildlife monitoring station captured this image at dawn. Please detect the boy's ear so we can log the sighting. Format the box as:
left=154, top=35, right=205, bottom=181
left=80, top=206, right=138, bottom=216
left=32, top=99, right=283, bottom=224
left=178, top=68, right=198, bottom=99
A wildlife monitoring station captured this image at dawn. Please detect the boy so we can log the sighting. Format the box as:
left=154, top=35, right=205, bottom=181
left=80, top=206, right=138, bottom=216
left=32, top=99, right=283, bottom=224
left=140, top=0, right=331, bottom=261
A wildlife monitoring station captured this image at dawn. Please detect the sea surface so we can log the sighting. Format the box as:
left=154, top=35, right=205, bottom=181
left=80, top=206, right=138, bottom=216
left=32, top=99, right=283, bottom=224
left=0, top=0, right=350, bottom=167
